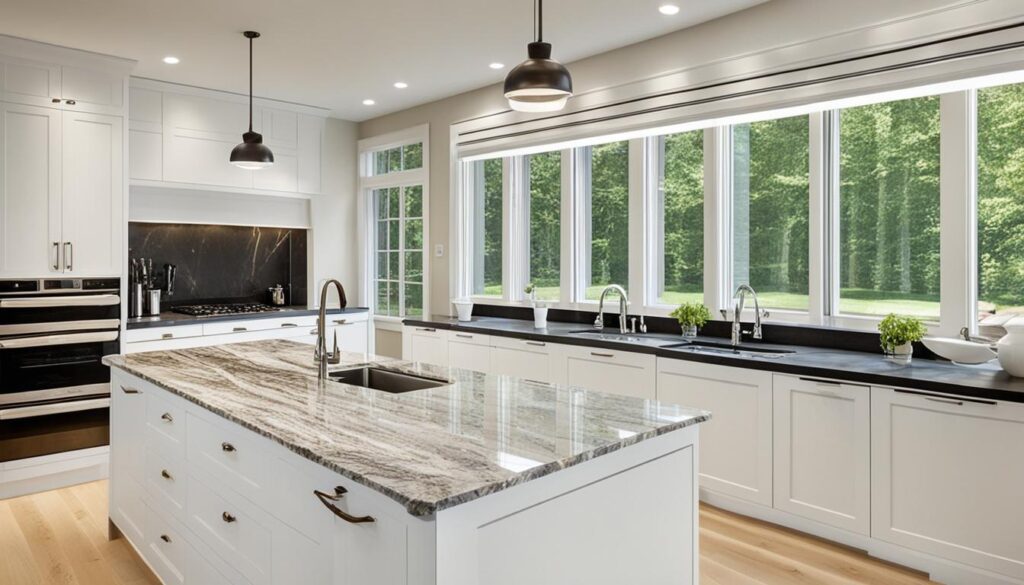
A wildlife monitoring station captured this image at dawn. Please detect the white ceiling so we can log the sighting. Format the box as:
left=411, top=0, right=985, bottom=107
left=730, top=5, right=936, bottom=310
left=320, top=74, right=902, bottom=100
left=0, top=0, right=767, bottom=121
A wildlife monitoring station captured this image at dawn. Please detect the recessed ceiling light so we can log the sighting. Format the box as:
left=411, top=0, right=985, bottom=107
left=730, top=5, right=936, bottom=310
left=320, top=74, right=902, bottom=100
left=162, top=56, right=180, bottom=65
left=489, top=62, right=505, bottom=70
left=658, top=4, right=680, bottom=15
left=393, top=82, right=408, bottom=89
left=362, top=99, right=376, bottom=106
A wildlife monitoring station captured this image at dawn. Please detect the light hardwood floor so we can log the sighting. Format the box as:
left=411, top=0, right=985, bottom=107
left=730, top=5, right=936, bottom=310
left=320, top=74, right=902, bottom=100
left=0, top=481, right=936, bottom=585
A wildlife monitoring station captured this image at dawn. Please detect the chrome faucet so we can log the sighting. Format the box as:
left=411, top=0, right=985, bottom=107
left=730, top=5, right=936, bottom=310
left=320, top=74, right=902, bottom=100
left=730, top=284, right=767, bottom=346
left=594, top=284, right=629, bottom=334
left=315, top=279, right=347, bottom=379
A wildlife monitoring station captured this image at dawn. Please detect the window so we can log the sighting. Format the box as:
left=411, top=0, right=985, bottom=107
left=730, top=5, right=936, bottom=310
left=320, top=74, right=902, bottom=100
left=978, top=82, right=1024, bottom=321
left=657, top=130, right=704, bottom=305
left=527, top=151, right=562, bottom=301
left=838, top=96, right=941, bottom=319
left=471, top=158, right=504, bottom=297
left=582, top=140, right=630, bottom=301
left=371, top=142, right=423, bottom=175
left=374, top=185, right=425, bottom=317
left=732, top=115, right=810, bottom=311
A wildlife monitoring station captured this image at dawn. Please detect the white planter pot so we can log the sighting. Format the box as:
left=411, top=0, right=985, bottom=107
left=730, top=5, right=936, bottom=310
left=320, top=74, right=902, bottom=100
left=452, top=299, right=473, bottom=322
left=533, top=306, right=549, bottom=329
left=998, top=318, right=1024, bottom=377
left=886, top=342, right=914, bottom=365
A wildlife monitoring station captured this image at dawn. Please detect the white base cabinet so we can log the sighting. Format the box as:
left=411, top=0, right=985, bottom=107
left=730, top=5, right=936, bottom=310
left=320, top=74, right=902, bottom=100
left=447, top=331, right=491, bottom=373
left=402, top=326, right=450, bottom=368
left=556, top=344, right=656, bottom=399
left=772, top=374, right=870, bottom=535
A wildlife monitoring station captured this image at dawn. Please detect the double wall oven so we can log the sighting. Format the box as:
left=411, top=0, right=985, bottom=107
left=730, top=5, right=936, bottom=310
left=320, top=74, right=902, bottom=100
left=0, top=278, right=120, bottom=463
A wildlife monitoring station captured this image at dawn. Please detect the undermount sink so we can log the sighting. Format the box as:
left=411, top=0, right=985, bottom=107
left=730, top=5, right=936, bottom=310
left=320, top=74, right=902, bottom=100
left=329, top=367, right=450, bottom=394
left=568, top=330, right=647, bottom=343
left=664, top=340, right=795, bottom=359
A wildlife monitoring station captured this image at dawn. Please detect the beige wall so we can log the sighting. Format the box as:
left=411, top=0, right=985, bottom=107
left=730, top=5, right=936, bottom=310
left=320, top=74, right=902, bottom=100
left=357, top=0, right=975, bottom=316
left=375, top=329, right=403, bottom=358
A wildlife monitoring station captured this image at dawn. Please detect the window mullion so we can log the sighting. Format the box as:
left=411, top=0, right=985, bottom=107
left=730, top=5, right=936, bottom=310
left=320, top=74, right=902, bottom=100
left=398, top=186, right=406, bottom=318
left=506, top=156, right=529, bottom=302
left=808, top=111, right=832, bottom=325
left=939, top=90, right=977, bottom=337
left=705, top=126, right=731, bottom=315
left=627, top=138, right=646, bottom=313
left=576, top=147, right=593, bottom=303
left=560, top=149, right=575, bottom=306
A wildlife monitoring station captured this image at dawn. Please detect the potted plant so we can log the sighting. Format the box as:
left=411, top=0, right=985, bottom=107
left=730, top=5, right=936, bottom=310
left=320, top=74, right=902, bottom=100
left=670, top=302, right=712, bottom=338
left=878, top=313, right=926, bottom=364
left=524, top=283, right=548, bottom=328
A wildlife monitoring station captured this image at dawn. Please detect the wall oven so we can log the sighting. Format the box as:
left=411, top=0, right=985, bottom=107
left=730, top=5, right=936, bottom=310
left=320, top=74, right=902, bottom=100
left=0, top=278, right=120, bottom=463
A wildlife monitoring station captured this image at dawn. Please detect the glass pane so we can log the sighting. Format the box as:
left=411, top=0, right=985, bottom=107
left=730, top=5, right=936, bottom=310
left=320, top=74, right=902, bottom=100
left=838, top=97, right=940, bottom=319
left=375, top=189, right=388, bottom=219
left=528, top=151, right=562, bottom=301
left=405, top=251, right=423, bottom=283
left=376, top=221, right=388, bottom=251
left=388, top=187, right=400, bottom=218
left=388, top=220, right=400, bottom=250
left=732, top=115, right=810, bottom=311
left=405, top=219, right=423, bottom=250
left=404, top=283, right=423, bottom=316
left=403, top=142, right=423, bottom=170
left=374, top=152, right=388, bottom=176
left=659, top=131, right=705, bottom=306
left=387, top=281, right=399, bottom=316
left=388, top=252, right=400, bottom=282
left=405, top=185, right=423, bottom=217
left=584, top=141, right=630, bottom=301
left=388, top=147, right=402, bottom=173
left=377, top=252, right=388, bottom=280
left=472, top=158, right=504, bottom=296
left=376, top=281, right=389, bottom=314
left=978, top=82, right=1024, bottom=322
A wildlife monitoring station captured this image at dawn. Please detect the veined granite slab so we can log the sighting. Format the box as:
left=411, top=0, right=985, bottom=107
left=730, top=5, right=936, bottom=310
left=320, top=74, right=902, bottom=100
left=103, top=340, right=709, bottom=517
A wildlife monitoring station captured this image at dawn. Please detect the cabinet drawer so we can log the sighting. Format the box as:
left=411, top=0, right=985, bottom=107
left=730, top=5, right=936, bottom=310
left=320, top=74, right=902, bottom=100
left=125, top=325, right=203, bottom=343
left=187, top=412, right=273, bottom=508
left=146, top=446, right=187, bottom=519
left=187, top=542, right=249, bottom=585
left=449, top=332, right=492, bottom=373
left=489, top=336, right=554, bottom=384
left=146, top=390, right=186, bottom=459
left=145, top=503, right=187, bottom=585
left=561, top=345, right=656, bottom=399
left=187, top=473, right=272, bottom=585
left=202, top=319, right=279, bottom=336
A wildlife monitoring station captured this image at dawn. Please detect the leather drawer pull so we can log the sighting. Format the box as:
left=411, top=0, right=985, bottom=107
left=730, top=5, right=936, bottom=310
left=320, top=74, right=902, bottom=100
left=160, top=534, right=171, bottom=543
left=160, top=469, right=172, bottom=480
left=221, top=442, right=236, bottom=453
left=314, top=486, right=375, bottom=524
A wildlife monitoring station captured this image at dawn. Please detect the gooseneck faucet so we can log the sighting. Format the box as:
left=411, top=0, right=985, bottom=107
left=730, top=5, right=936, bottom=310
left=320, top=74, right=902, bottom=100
left=594, top=284, right=629, bottom=334
left=731, top=284, right=767, bottom=347
left=316, top=279, right=348, bottom=380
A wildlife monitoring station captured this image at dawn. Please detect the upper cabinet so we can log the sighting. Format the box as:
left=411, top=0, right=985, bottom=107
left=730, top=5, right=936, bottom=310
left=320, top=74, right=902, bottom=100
left=130, top=79, right=326, bottom=196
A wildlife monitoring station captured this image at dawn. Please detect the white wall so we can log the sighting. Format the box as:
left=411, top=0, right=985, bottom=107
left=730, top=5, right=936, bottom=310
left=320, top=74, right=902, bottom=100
left=312, top=117, right=360, bottom=308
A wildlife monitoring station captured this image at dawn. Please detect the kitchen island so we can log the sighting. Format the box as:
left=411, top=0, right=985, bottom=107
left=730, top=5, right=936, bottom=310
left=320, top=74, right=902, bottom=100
left=104, top=339, right=709, bottom=585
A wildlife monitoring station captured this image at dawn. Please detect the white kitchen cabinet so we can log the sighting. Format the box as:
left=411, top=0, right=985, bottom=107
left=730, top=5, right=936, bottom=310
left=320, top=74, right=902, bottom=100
left=448, top=331, right=491, bottom=373
left=59, top=65, right=125, bottom=115
left=656, top=358, right=773, bottom=506
left=871, top=386, right=1024, bottom=580
left=61, top=109, right=122, bottom=276
left=402, top=325, right=450, bottom=367
left=772, top=374, right=870, bottom=535
left=557, top=344, right=656, bottom=399
left=0, top=56, right=61, bottom=106
left=488, top=335, right=556, bottom=384
left=0, top=102, right=61, bottom=277
left=162, top=92, right=253, bottom=190
left=293, top=315, right=370, bottom=354
left=128, top=86, right=162, bottom=181
left=110, top=377, right=148, bottom=546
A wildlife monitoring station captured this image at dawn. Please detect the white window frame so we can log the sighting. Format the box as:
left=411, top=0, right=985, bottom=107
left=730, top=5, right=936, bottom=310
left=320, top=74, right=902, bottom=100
left=358, top=124, right=429, bottom=327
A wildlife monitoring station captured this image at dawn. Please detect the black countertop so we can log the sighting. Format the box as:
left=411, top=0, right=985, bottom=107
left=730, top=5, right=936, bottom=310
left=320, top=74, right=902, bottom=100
left=404, top=315, right=1024, bottom=404
left=128, top=306, right=370, bottom=330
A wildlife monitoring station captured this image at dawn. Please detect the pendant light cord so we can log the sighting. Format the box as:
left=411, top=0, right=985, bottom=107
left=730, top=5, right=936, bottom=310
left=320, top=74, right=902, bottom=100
left=248, top=34, right=253, bottom=133
left=536, top=0, right=543, bottom=42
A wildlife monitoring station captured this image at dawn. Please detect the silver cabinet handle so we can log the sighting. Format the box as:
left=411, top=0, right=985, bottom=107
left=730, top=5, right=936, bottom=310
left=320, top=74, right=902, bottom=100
left=160, top=412, right=173, bottom=423
left=454, top=333, right=473, bottom=339
left=161, top=333, right=174, bottom=339
left=64, top=242, right=72, bottom=271
left=232, top=327, right=247, bottom=332
left=416, top=327, right=436, bottom=332
left=590, top=351, right=614, bottom=358
left=0, top=294, right=119, bottom=308
left=893, top=388, right=996, bottom=406
left=281, top=323, right=298, bottom=328
left=52, top=242, right=60, bottom=271
left=525, top=341, right=546, bottom=347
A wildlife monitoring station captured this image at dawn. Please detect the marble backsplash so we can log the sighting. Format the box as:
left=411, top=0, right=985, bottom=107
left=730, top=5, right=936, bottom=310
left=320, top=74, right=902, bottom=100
left=128, top=222, right=307, bottom=306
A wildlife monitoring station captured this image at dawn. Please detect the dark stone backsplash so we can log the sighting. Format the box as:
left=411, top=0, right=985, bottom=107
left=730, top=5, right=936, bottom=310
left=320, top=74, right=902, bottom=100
left=128, top=223, right=307, bottom=306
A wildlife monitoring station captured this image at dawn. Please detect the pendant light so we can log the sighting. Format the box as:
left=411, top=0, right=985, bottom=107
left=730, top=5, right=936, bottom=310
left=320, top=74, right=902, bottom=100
left=230, top=31, right=274, bottom=170
left=503, top=0, right=573, bottom=113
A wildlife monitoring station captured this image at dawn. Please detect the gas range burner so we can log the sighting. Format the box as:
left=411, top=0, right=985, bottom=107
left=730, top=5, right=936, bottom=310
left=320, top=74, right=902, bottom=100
left=172, top=303, right=281, bottom=318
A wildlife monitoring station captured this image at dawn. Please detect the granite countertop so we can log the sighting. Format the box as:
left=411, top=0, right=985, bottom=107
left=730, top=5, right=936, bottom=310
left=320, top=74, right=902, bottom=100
left=126, top=306, right=370, bottom=329
left=404, top=315, right=1024, bottom=403
left=103, top=340, right=708, bottom=516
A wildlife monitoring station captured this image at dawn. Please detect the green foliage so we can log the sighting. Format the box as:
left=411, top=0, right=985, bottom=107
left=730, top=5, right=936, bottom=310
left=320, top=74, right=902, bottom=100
left=670, top=302, right=712, bottom=328
left=877, top=314, right=926, bottom=352
left=529, top=152, right=562, bottom=300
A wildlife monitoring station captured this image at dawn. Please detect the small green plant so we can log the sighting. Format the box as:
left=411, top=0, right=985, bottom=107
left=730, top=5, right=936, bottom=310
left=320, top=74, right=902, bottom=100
left=524, top=282, right=536, bottom=306
left=878, top=314, right=926, bottom=353
left=670, top=302, right=712, bottom=329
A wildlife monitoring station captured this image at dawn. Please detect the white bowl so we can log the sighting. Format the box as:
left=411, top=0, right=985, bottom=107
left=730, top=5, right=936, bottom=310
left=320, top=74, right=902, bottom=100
left=922, top=337, right=996, bottom=365
left=452, top=299, right=473, bottom=322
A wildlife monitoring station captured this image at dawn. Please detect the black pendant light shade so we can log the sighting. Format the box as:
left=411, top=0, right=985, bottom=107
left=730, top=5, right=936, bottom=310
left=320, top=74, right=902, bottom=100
left=504, top=0, right=573, bottom=112
left=230, top=31, right=274, bottom=170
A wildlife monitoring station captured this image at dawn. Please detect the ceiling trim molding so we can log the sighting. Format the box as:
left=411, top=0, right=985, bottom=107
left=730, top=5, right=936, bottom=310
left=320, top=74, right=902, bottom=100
left=130, top=76, right=332, bottom=118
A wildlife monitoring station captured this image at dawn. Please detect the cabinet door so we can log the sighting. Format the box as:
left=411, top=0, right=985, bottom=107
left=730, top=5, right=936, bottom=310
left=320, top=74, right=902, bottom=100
left=0, top=57, right=61, bottom=106
left=488, top=337, right=554, bottom=384
left=0, top=102, right=61, bottom=277
left=560, top=345, right=656, bottom=399
left=61, top=110, right=123, bottom=276
left=773, top=375, right=870, bottom=534
left=109, top=373, right=148, bottom=544
left=60, top=66, right=124, bottom=115
left=402, top=326, right=449, bottom=367
left=163, top=93, right=252, bottom=189
left=871, top=387, right=1024, bottom=579
left=448, top=332, right=491, bottom=373
left=128, top=86, right=162, bottom=181
left=331, top=488, right=409, bottom=585
left=656, top=358, right=773, bottom=506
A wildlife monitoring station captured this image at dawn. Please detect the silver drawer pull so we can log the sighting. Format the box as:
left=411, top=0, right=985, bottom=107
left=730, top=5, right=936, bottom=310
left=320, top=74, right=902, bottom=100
left=281, top=323, right=298, bottom=328
left=221, top=442, right=236, bottom=453
left=52, top=242, right=59, bottom=271
left=161, top=333, right=174, bottom=339
left=120, top=386, right=141, bottom=395
left=160, top=412, right=173, bottom=423
left=525, top=341, right=546, bottom=347
left=233, top=326, right=248, bottom=332
left=893, top=388, right=996, bottom=406
left=455, top=333, right=473, bottom=339
left=590, top=352, right=614, bottom=358
left=222, top=511, right=236, bottom=523
left=160, top=534, right=171, bottom=543
left=925, top=396, right=964, bottom=406
left=416, top=327, right=436, bottom=332
left=161, top=469, right=173, bottom=480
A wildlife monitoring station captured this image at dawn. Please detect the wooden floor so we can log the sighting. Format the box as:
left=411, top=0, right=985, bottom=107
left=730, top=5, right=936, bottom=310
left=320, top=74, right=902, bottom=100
left=0, top=481, right=936, bottom=585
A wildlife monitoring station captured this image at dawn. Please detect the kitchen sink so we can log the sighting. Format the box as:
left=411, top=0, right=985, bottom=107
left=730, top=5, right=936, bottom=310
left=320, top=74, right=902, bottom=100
left=568, top=330, right=647, bottom=343
left=328, top=367, right=450, bottom=394
left=663, top=340, right=794, bottom=359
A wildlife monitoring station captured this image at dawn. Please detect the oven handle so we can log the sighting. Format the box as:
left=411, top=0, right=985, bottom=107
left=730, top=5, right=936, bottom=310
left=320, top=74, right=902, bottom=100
left=0, top=294, right=120, bottom=308
left=0, top=331, right=118, bottom=349
left=0, top=397, right=110, bottom=420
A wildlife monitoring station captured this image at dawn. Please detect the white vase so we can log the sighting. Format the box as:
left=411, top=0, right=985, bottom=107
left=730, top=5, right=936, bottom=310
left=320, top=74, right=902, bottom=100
left=998, top=318, right=1024, bottom=377
left=887, top=342, right=913, bottom=364
left=533, top=306, right=549, bottom=329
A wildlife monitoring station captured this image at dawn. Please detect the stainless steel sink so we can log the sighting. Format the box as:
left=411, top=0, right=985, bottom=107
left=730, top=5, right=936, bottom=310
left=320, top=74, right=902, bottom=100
left=328, top=367, right=450, bottom=393
left=568, top=330, right=647, bottom=343
left=663, top=340, right=794, bottom=359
